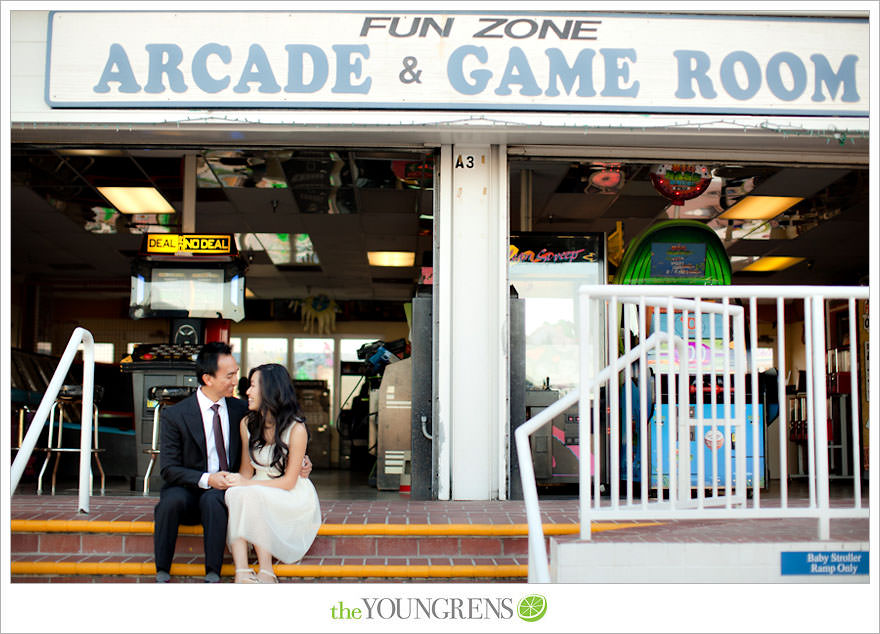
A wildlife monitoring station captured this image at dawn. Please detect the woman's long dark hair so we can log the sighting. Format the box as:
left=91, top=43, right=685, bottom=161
left=245, top=363, right=303, bottom=477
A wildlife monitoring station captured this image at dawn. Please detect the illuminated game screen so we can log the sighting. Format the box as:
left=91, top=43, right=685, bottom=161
left=151, top=269, right=224, bottom=313
left=650, top=242, right=706, bottom=278
left=130, top=264, right=245, bottom=321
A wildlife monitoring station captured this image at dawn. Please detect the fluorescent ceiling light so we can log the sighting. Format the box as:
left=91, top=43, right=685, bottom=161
left=669, top=206, right=719, bottom=219
left=368, top=251, right=415, bottom=267
left=97, top=187, right=175, bottom=214
left=742, top=256, right=805, bottom=272
left=58, top=149, right=126, bottom=157
left=718, top=196, right=803, bottom=221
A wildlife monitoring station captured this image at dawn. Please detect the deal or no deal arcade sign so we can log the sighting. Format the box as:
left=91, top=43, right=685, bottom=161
left=45, top=11, right=868, bottom=116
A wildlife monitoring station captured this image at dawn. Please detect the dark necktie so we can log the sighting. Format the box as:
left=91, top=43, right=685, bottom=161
left=210, top=403, right=229, bottom=472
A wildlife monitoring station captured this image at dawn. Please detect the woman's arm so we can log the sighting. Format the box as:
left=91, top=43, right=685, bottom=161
left=230, top=422, right=306, bottom=491
left=237, top=418, right=254, bottom=479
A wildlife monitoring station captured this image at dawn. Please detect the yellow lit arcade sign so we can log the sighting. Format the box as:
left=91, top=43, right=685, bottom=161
left=146, top=234, right=232, bottom=255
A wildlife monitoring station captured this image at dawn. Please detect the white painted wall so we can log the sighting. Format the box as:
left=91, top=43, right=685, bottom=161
left=552, top=538, right=870, bottom=583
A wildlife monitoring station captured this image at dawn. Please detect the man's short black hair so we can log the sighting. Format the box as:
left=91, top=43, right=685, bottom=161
left=196, top=341, right=233, bottom=385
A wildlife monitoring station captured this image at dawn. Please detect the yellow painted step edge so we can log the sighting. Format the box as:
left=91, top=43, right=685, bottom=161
left=11, top=519, right=659, bottom=536
left=11, top=561, right=528, bottom=578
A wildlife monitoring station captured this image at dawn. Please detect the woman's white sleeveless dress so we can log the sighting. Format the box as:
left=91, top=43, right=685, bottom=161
left=225, top=423, right=321, bottom=564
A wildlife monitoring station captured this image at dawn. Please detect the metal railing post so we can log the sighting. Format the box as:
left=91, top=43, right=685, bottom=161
left=749, top=297, right=761, bottom=506
left=810, top=296, right=831, bottom=539
left=79, top=334, right=95, bottom=513
left=579, top=291, right=592, bottom=540
left=777, top=298, right=788, bottom=508
left=10, top=328, right=96, bottom=514
left=847, top=298, right=862, bottom=508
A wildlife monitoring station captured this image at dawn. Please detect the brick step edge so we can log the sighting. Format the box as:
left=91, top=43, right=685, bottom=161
left=12, top=575, right=527, bottom=584
left=11, top=519, right=583, bottom=536
left=13, top=533, right=540, bottom=558
left=11, top=560, right=528, bottom=579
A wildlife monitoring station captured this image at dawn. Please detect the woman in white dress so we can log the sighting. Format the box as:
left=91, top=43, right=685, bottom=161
left=224, top=363, right=321, bottom=583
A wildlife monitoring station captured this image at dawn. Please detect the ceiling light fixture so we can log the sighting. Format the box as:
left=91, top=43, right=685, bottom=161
left=587, top=167, right=625, bottom=193
left=741, top=256, right=805, bottom=272
left=58, top=149, right=126, bottom=157
left=368, top=251, right=415, bottom=267
left=97, top=186, right=175, bottom=215
left=718, top=195, right=803, bottom=221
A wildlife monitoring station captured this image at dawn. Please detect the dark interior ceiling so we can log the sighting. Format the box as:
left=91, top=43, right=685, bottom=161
left=9, top=145, right=870, bottom=313
left=510, top=158, right=869, bottom=285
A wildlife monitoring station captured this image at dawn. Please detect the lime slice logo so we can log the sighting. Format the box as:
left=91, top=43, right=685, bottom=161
left=517, top=594, right=547, bottom=622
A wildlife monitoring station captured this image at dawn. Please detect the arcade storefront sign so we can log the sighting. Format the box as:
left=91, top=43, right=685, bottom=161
left=45, top=11, right=867, bottom=116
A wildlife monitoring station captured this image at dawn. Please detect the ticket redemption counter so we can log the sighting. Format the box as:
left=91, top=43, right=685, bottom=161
left=121, top=234, right=246, bottom=492
left=614, top=220, right=766, bottom=492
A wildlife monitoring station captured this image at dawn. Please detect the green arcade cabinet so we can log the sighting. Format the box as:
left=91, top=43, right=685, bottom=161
left=614, top=219, right=731, bottom=286
left=613, top=220, right=766, bottom=492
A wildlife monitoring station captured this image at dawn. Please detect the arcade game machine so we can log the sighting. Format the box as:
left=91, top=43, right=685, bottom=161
left=509, top=232, right=606, bottom=489
left=121, top=233, right=246, bottom=492
left=614, top=219, right=767, bottom=493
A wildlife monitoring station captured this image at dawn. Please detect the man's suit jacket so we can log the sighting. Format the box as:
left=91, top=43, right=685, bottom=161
left=159, top=393, right=249, bottom=489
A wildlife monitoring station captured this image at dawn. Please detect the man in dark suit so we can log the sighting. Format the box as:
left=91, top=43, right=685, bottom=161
left=153, top=342, right=245, bottom=583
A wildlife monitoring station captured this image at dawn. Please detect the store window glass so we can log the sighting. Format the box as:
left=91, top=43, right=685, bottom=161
left=229, top=337, right=242, bottom=365
left=293, top=338, right=336, bottom=428
left=229, top=337, right=243, bottom=396
left=78, top=343, right=115, bottom=364
left=339, top=338, right=376, bottom=411
left=755, top=348, right=775, bottom=373
left=246, top=337, right=288, bottom=372
left=509, top=249, right=606, bottom=396
left=340, top=338, right=375, bottom=363
left=293, top=338, right=335, bottom=389
left=522, top=296, right=580, bottom=394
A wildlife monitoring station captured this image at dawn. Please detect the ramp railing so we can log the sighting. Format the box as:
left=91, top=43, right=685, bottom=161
left=517, top=285, right=869, bottom=583
left=10, top=328, right=96, bottom=514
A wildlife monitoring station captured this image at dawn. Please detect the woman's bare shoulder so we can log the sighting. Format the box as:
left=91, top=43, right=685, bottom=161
left=286, top=419, right=307, bottom=442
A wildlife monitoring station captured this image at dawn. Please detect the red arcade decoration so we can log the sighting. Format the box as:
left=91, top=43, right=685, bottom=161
left=649, top=164, right=712, bottom=206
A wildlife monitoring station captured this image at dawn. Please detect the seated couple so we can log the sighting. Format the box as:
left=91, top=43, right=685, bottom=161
left=153, top=342, right=321, bottom=583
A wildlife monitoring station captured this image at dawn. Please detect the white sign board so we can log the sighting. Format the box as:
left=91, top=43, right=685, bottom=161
left=46, top=11, right=868, bottom=116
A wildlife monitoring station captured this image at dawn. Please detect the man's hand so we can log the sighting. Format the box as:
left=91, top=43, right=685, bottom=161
left=224, top=472, right=244, bottom=487
left=301, top=455, right=313, bottom=479
left=207, top=471, right=231, bottom=490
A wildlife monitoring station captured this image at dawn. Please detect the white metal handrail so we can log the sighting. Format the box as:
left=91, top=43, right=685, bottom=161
left=11, top=328, right=96, bottom=514
left=517, top=285, right=869, bottom=584
left=516, top=330, right=691, bottom=583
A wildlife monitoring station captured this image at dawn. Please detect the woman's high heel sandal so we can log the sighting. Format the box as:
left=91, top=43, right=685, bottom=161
left=257, top=569, right=279, bottom=584
left=235, top=568, right=259, bottom=583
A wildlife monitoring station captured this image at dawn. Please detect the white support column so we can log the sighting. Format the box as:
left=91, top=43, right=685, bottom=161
left=492, top=145, right=509, bottom=500
left=436, top=145, right=454, bottom=500
left=436, top=145, right=508, bottom=500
